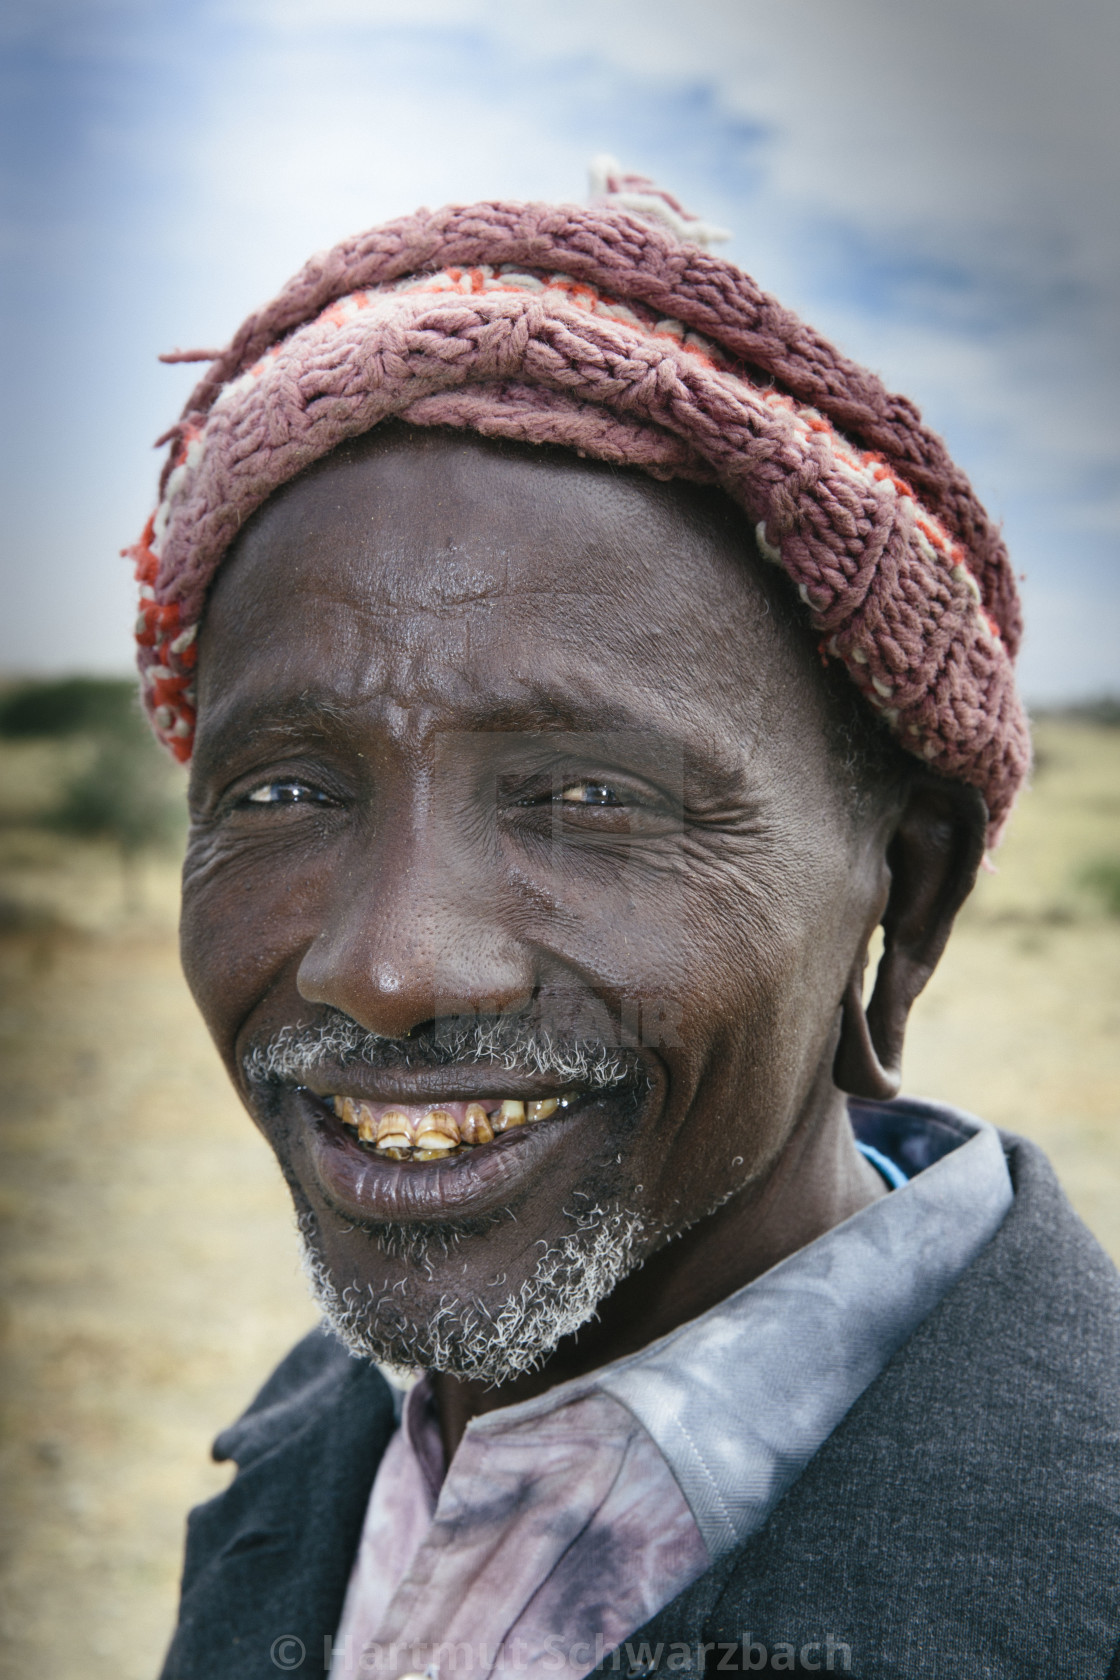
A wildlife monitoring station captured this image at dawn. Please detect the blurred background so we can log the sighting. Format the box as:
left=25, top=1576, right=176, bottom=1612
left=1, top=2, right=1117, bottom=1675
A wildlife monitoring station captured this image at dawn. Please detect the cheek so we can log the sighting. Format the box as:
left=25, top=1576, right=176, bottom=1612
left=534, top=842, right=849, bottom=1070
left=537, top=844, right=858, bottom=1196
left=179, top=824, right=333, bottom=1061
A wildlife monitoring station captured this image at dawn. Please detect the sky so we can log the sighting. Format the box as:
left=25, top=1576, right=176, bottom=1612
left=1, top=0, right=1117, bottom=701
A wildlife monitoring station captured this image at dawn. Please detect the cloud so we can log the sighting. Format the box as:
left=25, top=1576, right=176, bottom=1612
left=0, top=0, right=1115, bottom=697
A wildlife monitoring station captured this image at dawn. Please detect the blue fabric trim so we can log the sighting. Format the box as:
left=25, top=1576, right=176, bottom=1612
left=849, top=1094, right=976, bottom=1177
left=856, top=1140, right=910, bottom=1190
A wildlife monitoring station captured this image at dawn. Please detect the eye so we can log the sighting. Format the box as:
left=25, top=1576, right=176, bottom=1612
left=243, top=780, right=331, bottom=806
left=558, top=781, right=625, bottom=807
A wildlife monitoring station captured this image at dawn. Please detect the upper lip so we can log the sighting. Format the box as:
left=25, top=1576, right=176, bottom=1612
left=286, top=1068, right=619, bottom=1106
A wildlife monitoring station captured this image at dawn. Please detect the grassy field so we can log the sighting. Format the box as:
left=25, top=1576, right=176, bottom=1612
left=1, top=717, right=1119, bottom=1679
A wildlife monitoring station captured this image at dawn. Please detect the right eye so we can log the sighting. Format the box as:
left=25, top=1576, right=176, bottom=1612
left=243, top=780, right=331, bottom=806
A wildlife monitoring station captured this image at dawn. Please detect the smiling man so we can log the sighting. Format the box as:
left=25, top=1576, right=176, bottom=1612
left=136, top=169, right=1120, bottom=1680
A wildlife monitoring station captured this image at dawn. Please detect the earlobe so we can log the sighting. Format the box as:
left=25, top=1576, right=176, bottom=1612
left=834, top=966, right=902, bottom=1100
left=834, top=774, right=988, bottom=1102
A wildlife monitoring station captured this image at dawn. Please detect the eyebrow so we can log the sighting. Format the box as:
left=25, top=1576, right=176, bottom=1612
left=198, top=680, right=642, bottom=743
left=193, top=677, right=753, bottom=793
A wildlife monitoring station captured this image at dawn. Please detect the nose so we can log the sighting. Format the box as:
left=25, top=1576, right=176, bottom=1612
left=295, top=810, right=536, bottom=1040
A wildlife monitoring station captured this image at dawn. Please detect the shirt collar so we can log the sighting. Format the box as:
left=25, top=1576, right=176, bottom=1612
left=462, top=1098, right=1013, bottom=1556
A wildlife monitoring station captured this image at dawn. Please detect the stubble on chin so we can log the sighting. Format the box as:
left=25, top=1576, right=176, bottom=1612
left=292, top=1192, right=650, bottom=1386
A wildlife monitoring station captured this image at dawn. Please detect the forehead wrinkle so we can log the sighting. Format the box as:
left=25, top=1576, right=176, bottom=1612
left=305, top=568, right=622, bottom=633
left=201, top=487, right=779, bottom=783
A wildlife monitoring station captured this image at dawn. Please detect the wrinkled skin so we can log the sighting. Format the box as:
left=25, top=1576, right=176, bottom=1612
left=181, top=427, right=984, bottom=1453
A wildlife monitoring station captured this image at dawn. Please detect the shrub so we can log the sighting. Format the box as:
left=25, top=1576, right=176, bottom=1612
left=48, top=735, right=183, bottom=857
left=1079, top=858, right=1120, bottom=918
left=0, top=677, right=141, bottom=741
left=0, top=679, right=185, bottom=900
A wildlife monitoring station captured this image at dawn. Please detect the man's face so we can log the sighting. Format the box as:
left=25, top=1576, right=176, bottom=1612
left=182, top=430, right=889, bottom=1380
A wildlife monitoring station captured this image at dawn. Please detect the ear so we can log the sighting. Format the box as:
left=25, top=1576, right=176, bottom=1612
left=833, top=775, right=988, bottom=1101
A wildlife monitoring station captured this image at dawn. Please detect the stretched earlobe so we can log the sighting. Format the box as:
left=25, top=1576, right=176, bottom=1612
left=834, top=966, right=902, bottom=1100
left=834, top=775, right=988, bottom=1104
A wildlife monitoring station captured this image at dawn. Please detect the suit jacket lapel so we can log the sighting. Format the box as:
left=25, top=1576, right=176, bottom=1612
left=161, top=1332, right=395, bottom=1679
left=598, top=1137, right=1120, bottom=1679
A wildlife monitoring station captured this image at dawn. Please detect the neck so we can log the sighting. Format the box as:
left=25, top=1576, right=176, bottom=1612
left=433, top=1078, right=885, bottom=1460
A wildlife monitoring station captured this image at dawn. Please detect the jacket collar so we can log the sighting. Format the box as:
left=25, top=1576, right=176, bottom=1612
left=161, top=1330, right=395, bottom=1679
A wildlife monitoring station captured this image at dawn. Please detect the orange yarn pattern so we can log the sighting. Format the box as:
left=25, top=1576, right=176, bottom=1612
left=129, top=202, right=1029, bottom=839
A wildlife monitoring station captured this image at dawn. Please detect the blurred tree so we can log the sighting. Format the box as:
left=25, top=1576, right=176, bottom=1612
left=0, top=676, right=139, bottom=739
left=1080, top=858, right=1120, bottom=918
left=0, top=677, right=185, bottom=912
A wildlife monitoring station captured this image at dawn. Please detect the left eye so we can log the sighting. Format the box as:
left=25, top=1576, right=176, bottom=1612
left=245, top=780, right=329, bottom=805
left=559, top=782, right=624, bottom=806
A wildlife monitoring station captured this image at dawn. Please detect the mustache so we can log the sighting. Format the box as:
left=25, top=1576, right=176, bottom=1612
left=243, top=1006, right=640, bottom=1092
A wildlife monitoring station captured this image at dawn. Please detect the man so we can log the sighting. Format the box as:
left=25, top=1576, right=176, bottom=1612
left=134, top=167, right=1119, bottom=1679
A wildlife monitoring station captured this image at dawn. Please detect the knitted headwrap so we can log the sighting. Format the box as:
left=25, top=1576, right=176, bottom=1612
left=129, top=162, right=1029, bottom=840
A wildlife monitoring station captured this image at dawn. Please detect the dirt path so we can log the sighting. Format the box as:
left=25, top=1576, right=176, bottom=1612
left=0, top=916, right=316, bottom=1679
left=1, top=720, right=1118, bottom=1679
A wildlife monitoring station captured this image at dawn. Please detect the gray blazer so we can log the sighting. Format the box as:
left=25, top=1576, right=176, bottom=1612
left=159, top=1136, right=1120, bottom=1679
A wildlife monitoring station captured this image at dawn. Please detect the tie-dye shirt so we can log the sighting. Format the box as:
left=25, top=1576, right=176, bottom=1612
left=330, top=1101, right=1012, bottom=1680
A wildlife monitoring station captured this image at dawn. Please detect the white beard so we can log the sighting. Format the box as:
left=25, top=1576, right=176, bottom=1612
left=298, top=1203, right=648, bottom=1386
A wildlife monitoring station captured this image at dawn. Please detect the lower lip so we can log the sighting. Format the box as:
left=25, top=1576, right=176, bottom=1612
left=298, top=1094, right=609, bottom=1223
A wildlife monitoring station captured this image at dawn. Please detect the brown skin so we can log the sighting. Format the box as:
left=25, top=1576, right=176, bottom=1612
left=181, top=427, right=985, bottom=1459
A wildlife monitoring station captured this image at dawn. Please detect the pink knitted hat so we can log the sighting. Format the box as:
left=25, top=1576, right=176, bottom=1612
left=129, top=164, right=1029, bottom=839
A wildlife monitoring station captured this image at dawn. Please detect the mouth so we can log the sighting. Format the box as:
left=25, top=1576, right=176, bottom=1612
left=284, top=1076, right=638, bottom=1226
left=325, top=1091, right=584, bottom=1160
